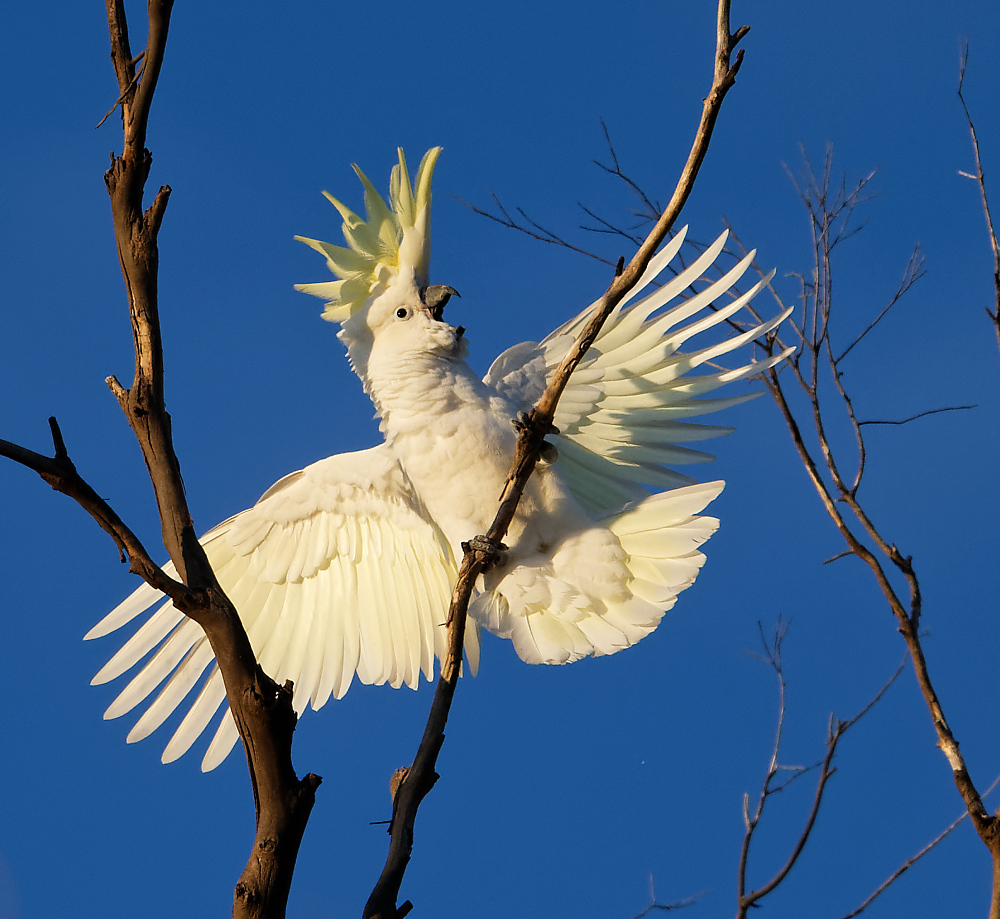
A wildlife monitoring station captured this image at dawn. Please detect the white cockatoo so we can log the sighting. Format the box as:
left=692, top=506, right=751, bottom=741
left=86, top=148, right=789, bottom=771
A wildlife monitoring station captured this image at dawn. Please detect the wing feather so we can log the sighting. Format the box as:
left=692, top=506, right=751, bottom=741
left=88, top=444, right=464, bottom=769
left=101, top=618, right=202, bottom=719
left=202, top=711, right=241, bottom=772
left=485, top=229, right=790, bottom=516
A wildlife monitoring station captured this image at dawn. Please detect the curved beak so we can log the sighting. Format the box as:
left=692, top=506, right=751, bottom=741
left=420, top=284, right=460, bottom=321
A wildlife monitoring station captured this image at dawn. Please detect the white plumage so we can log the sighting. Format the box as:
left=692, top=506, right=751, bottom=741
left=86, top=148, right=790, bottom=770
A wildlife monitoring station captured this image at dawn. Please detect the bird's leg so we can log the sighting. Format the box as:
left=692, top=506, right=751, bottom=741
left=461, top=534, right=508, bottom=571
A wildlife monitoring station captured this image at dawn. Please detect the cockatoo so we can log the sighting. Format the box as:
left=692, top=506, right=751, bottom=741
left=86, top=147, right=789, bottom=771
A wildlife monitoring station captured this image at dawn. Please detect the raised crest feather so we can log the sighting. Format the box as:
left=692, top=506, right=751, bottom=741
left=295, top=147, right=442, bottom=323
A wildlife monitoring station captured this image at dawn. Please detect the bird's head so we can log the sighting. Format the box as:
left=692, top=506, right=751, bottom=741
left=295, top=147, right=464, bottom=386
left=364, top=277, right=465, bottom=367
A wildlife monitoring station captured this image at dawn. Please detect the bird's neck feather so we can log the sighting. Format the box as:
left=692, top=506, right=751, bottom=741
left=367, top=351, right=486, bottom=427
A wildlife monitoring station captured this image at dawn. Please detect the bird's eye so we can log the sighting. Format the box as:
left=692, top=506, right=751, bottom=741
left=395, top=307, right=411, bottom=319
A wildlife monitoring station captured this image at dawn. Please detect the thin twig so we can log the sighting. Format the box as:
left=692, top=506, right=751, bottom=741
left=858, top=405, right=977, bottom=426
left=453, top=194, right=617, bottom=266
left=737, top=658, right=905, bottom=918
left=592, top=118, right=662, bottom=222
left=95, top=57, right=146, bottom=129
left=835, top=245, right=926, bottom=364
left=957, top=40, right=1000, bottom=350
left=633, top=893, right=706, bottom=916
left=823, top=550, right=855, bottom=565
left=836, top=773, right=1000, bottom=919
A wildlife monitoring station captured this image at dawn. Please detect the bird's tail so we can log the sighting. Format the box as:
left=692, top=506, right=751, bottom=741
left=601, top=479, right=722, bottom=635
left=472, top=481, right=723, bottom=664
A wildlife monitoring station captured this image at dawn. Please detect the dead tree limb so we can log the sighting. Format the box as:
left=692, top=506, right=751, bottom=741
left=735, top=627, right=904, bottom=919
left=957, top=41, right=1000, bottom=351
left=476, top=124, right=998, bottom=910
left=754, top=150, right=1000, bottom=917
left=362, top=3, right=751, bottom=917
left=2, top=3, right=319, bottom=916
left=834, top=780, right=997, bottom=919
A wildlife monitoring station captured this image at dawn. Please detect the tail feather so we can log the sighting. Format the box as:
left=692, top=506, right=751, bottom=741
left=474, top=482, right=723, bottom=665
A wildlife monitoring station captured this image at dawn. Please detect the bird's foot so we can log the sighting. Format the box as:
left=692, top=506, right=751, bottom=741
left=511, top=411, right=559, bottom=435
left=461, top=535, right=508, bottom=571
left=511, top=411, right=532, bottom=433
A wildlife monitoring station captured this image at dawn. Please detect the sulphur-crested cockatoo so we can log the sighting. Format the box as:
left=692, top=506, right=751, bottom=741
left=86, top=147, right=789, bottom=771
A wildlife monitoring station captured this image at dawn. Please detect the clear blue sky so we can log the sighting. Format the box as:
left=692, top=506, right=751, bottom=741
left=2, top=1, right=999, bottom=917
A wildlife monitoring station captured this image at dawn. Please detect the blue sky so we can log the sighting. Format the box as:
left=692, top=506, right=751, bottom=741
left=2, top=1, right=1000, bottom=917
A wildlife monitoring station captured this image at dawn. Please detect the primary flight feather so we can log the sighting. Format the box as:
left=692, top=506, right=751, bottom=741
left=87, top=147, right=790, bottom=770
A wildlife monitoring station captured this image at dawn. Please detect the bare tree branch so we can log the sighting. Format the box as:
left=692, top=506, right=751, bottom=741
left=579, top=201, right=647, bottom=247
left=836, top=774, right=1000, bottom=919
left=756, top=144, right=1000, bottom=915
left=104, top=6, right=322, bottom=916
left=957, top=40, right=1000, bottom=351
left=453, top=192, right=619, bottom=266
left=835, top=244, right=926, bottom=364
left=363, top=4, right=751, bottom=916
left=0, top=418, right=184, bottom=597
left=590, top=117, right=662, bottom=228
left=463, top=37, right=999, bottom=909
left=94, top=51, right=146, bottom=129
left=470, top=99, right=998, bottom=911
left=633, top=878, right=706, bottom=917
left=736, top=647, right=905, bottom=918
left=857, top=405, right=977, bottom=427
left=837, top=814, right=965, bottom=919
left=1, top=5, right=321, bottom=916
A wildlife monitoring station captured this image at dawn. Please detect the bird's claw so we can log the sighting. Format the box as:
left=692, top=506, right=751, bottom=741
left=461, top=535, right=508, bottom=571
left=511, top=411, right=560, bottom=437
left=511, top=412, right=531, bottom=433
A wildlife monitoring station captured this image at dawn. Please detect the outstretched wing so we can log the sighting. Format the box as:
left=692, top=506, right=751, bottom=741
left=484, top=228, right=792, bottom=516
left=86, top=444, right=477, bottom=771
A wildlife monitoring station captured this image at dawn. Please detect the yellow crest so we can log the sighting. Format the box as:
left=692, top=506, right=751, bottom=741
left=295, top=147, right=442, bottom=323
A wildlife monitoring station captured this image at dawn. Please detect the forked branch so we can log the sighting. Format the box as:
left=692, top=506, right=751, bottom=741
left=3, top=4, right=320, bottom=917
left=760, top=148, right=1000, bottom=916
left=736, top=627, right=903, bottom=919
left=0, top=418, right=182, bottom=598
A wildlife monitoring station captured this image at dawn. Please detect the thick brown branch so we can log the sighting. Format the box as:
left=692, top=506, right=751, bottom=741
left=0, top=419, right=184, bottom=598
left=105, top=0, right=137, bottom=94
left=105, top=0, right=173, bottom=161
left=98, top=3, right=320, bottom=916
left=363, top=540, right=488, bottom=919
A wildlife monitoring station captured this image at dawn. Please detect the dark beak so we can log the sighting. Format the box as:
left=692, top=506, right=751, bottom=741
left=420, top=284, right=460, bottom=321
